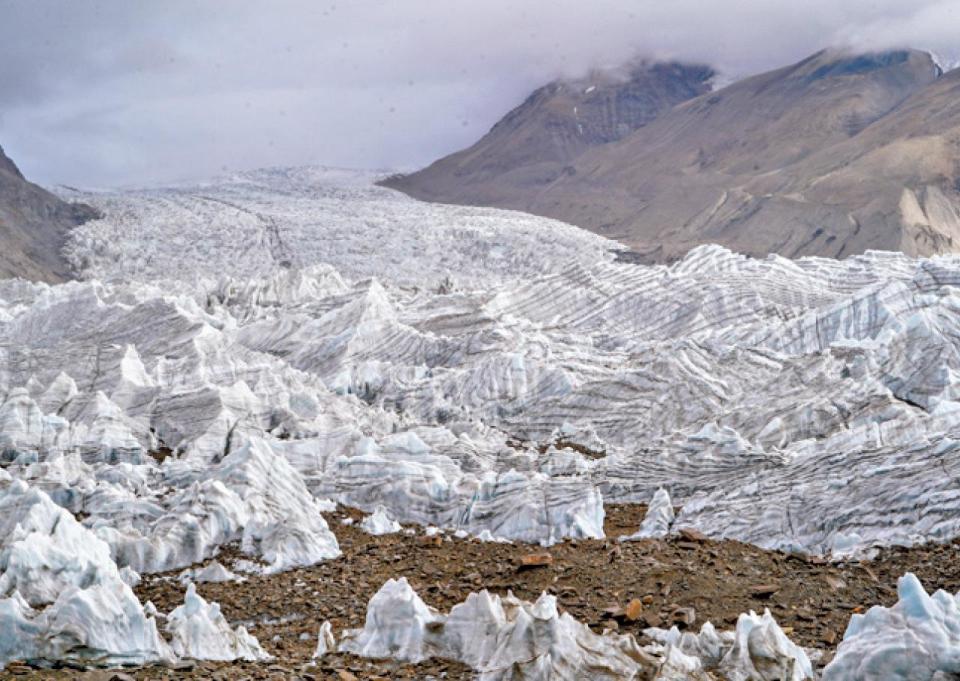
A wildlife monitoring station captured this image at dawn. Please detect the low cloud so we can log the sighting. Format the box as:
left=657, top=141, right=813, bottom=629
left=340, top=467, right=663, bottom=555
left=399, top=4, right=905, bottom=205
left=1, top=0, right=956, bottom=186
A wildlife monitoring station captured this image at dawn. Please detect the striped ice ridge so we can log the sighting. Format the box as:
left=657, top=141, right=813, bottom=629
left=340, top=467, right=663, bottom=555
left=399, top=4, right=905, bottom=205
left=20, top=168, right=960, bottom=560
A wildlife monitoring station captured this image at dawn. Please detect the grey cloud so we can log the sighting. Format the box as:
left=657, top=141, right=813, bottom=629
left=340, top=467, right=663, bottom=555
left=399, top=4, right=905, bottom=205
left=0, top=0, right=957, bottom=186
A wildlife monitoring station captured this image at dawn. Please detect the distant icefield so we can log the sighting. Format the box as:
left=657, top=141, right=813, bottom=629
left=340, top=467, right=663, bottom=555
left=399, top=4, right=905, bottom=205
left=3, top=167, right=960, bottom=673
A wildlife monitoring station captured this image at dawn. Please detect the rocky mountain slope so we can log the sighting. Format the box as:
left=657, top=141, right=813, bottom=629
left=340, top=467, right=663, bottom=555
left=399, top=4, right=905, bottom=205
left=381, top=61, right=714, bottom=210
left=388, top=48, right=960, bottom=263
left=0, top=144, right=98, bottom=282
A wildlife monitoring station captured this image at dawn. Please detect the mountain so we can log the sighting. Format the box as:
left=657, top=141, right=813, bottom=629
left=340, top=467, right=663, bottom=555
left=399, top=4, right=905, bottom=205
left=387, top=48, right=960, bottom=262
left=381, top=61, right=714, bottom=210
left=0, top=144, right=99, bottom=282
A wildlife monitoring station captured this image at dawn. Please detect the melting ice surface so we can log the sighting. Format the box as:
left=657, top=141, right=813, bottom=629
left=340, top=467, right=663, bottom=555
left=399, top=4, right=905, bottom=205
left=621, top=487, right=674, bottom=540
left=360, top=505, right=402, bottom=535
left=823, top=573, right=960, bottom=680
left=0, top=481, right=173, bottom=667
left=1, top=166, right=960, bottom=669
left=166, top=583, right=269, bottom=661
left=339, top=577, right=813, bottom=680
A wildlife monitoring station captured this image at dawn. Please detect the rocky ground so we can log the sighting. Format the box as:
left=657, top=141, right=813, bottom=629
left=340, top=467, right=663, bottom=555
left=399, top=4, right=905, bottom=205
left=6, top=504, right=960, bottom=680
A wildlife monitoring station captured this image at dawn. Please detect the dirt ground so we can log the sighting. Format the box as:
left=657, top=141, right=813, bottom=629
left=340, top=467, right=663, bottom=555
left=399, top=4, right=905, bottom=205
left=6, top=504, right=960, bottom=680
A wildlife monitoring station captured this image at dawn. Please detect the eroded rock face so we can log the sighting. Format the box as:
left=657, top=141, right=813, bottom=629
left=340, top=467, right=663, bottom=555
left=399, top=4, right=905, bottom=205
left=0, top=144, right=98, bottom=283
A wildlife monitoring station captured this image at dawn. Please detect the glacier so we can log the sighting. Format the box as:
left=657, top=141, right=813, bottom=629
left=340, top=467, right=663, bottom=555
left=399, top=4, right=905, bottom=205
left=42, top=167, right=960, bottom=557
left=0, top=166, right=958, bottom=669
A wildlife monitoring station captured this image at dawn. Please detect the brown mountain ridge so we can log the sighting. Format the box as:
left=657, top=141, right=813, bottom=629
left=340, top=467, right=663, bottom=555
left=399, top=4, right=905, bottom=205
left=385, top=48, right=960, bottom=262
left=384, top=61, right=714, bottom=210
left=0, top=144, right=99, bottom=282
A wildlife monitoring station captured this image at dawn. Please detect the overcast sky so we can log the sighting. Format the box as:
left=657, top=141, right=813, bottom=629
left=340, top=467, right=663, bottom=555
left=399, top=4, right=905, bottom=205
left=1, top=0, right=958, bottom=188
